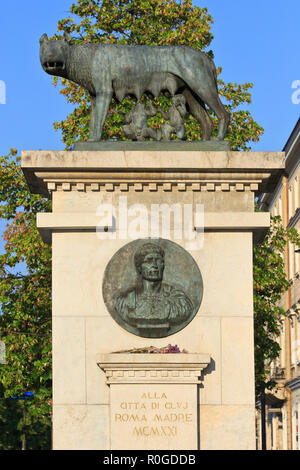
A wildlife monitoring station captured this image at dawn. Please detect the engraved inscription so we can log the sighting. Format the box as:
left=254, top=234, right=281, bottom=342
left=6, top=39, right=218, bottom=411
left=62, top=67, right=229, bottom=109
left=113, top=391, right=194, bottom=439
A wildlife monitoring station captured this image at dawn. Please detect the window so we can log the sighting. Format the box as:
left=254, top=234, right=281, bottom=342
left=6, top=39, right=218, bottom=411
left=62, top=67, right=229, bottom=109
left=289, top=185, right=294, bottom=220
left=294, top=176, right=299, bottom=212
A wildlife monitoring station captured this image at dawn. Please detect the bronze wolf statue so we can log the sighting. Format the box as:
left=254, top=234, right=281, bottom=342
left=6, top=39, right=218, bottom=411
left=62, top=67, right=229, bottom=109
left=40, top=32, right=230, bottom=142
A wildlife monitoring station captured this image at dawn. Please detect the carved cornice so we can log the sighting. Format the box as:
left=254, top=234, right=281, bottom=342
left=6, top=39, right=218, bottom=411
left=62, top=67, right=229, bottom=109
left=45, top=181, right=260, bottom=193
left=21, top=150, right=284, bottom=197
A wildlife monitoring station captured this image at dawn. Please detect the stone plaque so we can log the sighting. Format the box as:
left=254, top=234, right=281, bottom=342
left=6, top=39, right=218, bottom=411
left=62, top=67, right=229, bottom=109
left=110, top=384, right=198, bottom=450
left=102, top=238, right=203, bottom=338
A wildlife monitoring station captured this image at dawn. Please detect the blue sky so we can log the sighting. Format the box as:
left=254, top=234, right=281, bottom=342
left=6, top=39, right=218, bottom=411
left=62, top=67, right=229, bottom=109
left=202, top=0, right=300, bottom=150
left=0, top=0, right=299, bottom=157
left=0, top=0, right=298, bottom=270
left=0, top=0, right=299, bottom=260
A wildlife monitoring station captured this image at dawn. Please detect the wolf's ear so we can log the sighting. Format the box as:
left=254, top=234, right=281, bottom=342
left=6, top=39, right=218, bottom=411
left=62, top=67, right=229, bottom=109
left=39, top=33, right=48, bottom=44
left=63, top=31, right=72, bottom=43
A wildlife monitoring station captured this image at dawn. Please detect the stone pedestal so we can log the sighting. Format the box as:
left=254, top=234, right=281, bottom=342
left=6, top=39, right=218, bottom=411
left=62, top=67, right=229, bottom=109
left=98, top=353, right=210, bottom=450
left=22, top=149, right=284, bottom=450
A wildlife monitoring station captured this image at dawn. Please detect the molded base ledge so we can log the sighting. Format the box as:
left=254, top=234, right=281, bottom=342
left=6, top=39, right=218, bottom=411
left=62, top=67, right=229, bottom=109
left=73, top=140, right=231, bottom=151
left=37, top=211, right=270, bottom=245
left=97, top=353, right=211, bottom=385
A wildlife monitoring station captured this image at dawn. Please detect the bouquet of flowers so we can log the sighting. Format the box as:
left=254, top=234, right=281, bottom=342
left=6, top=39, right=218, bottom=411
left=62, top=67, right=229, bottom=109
left=113, top=344, right=188, bottom=354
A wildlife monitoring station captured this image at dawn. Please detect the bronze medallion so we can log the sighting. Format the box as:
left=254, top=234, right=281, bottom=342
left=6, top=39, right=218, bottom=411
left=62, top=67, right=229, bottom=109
left=102, top=238, right=203, bottom=338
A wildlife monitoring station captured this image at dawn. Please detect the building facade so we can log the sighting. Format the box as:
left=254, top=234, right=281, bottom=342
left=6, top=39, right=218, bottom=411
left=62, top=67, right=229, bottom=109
left=258, top=118, right=300, bottom=450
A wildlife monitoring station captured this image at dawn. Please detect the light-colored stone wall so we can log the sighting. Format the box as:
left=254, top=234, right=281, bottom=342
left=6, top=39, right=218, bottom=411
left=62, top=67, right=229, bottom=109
left=51, top=230, right=255, bottom=450
left=21, top=150, right=284, bottom=450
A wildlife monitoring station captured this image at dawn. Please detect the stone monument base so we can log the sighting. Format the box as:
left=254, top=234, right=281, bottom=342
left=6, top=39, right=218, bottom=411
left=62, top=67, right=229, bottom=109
left=21, top=149, right=284, bottom=450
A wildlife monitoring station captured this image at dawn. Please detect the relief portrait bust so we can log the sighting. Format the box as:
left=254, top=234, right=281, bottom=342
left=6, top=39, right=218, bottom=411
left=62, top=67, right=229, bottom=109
left=102, top=239, right=203, bottom=338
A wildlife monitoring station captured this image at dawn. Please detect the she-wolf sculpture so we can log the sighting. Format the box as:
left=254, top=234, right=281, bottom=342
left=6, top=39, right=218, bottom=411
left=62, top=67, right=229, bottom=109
left=39, top=31, right=230, bottom=142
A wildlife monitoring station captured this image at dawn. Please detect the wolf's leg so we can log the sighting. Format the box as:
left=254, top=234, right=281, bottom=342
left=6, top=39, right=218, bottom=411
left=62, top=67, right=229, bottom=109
left=88, top=90, right=112, bottom=142
left=182, top=88, right=212, bottom=141
left=202, top=91, right=230, bottom=140
left=190, top=83, right=230, bottom=140
left=181, top=69, right=230, bottom=140
left=88, top=95, right=96, bottom=140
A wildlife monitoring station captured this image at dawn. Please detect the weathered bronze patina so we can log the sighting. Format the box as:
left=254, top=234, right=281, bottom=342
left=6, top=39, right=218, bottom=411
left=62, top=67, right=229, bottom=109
left=39, top=31, right=230, bottom=143
left=122, top=102, right=161, bottom=141
left=102, top=239, right=203, bottom=338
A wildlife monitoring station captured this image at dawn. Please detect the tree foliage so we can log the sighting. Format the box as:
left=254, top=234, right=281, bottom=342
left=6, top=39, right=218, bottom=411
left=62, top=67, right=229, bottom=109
left=52, top=0, right=263, bottom=150
left=0, top=150, right=51, bottom=449
left=253, top=215, right=300, bottom=398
